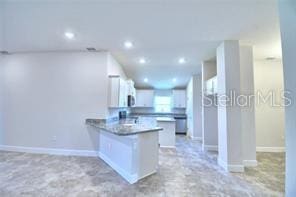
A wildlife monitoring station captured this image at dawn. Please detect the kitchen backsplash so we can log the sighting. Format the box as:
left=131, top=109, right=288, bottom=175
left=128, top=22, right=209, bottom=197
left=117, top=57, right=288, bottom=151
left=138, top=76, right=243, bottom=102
left=130, top=107, right=186, bottom=115
left=108, top=107, right=186, bottom=119
left=108, top=108, right=130, bottom=118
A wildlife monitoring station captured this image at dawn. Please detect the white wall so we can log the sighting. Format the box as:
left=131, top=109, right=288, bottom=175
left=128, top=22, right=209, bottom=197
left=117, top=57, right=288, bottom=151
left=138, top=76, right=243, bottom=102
left=0, top=1, right=4, bottom=51
left=217, top=41, right=243, bottom=172
left=201, top=61, right=218, bottom=150
left=254, top=60, right=285, bottom=149
left=240, top=45, right=256, bottom=165
left=278, top=0, right=296, bottom=195
left=0, top=52, right=111, bottom=152
left=186, top=75, right=202, bottom=140
left=107, top=53, right=128, bottom=118
left=107, top=53, right=127, bottom=79
left=187, top=79, right=193, bottom=137
left=0, top=55, right=4, bottom=145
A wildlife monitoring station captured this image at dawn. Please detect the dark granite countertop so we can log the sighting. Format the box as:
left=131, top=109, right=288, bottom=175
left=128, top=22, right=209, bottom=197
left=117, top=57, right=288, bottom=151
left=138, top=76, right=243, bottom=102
left=85, top=117, right=163, bottom=136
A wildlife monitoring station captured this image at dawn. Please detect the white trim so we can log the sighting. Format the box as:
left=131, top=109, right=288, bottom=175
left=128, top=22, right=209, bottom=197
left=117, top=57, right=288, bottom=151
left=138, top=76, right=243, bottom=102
left=0, top=145, right=98, bottom=157
left=202, top=145, right=218, bottom=151
left=138, top=170, right=157, bottom=180
left=98, top=151, right=138, bottom=184
left=228, top=164, right=245, bottom=172
left=159, top=145, right=175, bottom=149
left=190, top=136, right=202, bottom=141
left=218, top=157, right=244, bottom=172
left=218, top=157, right=227, bottom=171
left=256, top=146, right=286, bottom=152
left=243, top=160, right=258, bottom=167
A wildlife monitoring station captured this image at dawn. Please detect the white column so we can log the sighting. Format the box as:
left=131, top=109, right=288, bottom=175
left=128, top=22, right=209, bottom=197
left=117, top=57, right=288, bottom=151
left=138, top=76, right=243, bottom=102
left=201, top=61, right=218, bottom=151
left=186, top=75, right=202, bottom=140
left=216, top=41, right=244, bottom=172
left=193, top=75, right=203, bottom=140
left=240, top=45, right=257, bottom=167
left=0, top=55, right=4, bottom=145
left=278, top=0, right=296, bottom=195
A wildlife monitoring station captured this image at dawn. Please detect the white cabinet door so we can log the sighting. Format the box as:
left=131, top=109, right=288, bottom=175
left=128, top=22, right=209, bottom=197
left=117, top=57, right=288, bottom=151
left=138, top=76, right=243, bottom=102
left=119, top=79, right=127, bottom=107
left=205, top=76, right=217, bottom=95
left=126, top=79, right=136, bottom=97
left=205, top=78, right=213, bottom=95
left=157, top=121, right=176, bottom=148
left=212, top=76, right=217, bottom=94
left=109, top=77, right=120, bottom=107
left=173, top=90, right=186, bottom=108
left=136, top=90, right=154, bottom=107
left=108, top=77, right=127, bottom=108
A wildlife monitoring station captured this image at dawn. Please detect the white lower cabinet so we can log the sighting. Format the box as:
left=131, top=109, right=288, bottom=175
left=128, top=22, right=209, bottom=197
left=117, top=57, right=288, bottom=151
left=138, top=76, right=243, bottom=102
left=157, top=118, right=176, bottom=148
left=99, top=130, right=159, bottom=184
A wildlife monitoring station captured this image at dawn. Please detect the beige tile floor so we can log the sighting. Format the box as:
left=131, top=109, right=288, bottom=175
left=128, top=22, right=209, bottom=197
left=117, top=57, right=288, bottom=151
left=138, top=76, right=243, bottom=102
left=0, top=136, right=285, bottom=197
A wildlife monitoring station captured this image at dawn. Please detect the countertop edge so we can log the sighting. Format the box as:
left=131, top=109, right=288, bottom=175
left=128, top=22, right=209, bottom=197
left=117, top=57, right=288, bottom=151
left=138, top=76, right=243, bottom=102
left=85, top=119, right=163, bottom=136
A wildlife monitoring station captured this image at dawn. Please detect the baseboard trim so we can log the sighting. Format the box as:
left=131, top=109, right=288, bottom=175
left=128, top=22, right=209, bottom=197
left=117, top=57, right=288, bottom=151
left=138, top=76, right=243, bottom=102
left=0, top=145, right=98, bottom=157
left=243, top=160, right=258, bottom=167
left=138, top=170, right=157, bottom=180
left=190, top=136, right=202, bottom=141
left=218, top=157, right=227, bottom=171
left=228, top=164, right=245, bottom=172
left=98, top=151, right=138, bottom=184
left=159, top=145, right=175, bottom=148
left=202, top=145, right=218, bottom=151
left=218, top=157, right=244, bottom=173
left=256, top=146, right=285, bottom=153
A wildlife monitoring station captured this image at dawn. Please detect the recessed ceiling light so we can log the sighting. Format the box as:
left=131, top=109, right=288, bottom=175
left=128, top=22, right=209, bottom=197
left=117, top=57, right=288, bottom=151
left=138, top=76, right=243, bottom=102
left=178, top=57, right=186, bottom=64
left=144, top=78, right=148, bottom=83
left=139, top=58, right=146, bottom=64
left=124, top=41, right=133, bottom=49
left=173, top=78, right=177, bottom=82
left=64, top=31, right=75, bottom=40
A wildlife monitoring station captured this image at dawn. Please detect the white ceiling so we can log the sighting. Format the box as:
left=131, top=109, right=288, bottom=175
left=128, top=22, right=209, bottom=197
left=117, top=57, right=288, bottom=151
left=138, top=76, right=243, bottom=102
left=0, top=0, right=282, bottom=89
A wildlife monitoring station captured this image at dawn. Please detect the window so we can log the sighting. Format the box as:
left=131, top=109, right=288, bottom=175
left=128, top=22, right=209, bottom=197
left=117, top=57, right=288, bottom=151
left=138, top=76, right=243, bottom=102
left=154, top=96, right=172, bottom=113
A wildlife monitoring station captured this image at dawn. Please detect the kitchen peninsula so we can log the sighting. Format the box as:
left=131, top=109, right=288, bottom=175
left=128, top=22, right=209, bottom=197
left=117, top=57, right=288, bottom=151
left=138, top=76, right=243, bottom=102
left=86, top=117, right=163, bottom=184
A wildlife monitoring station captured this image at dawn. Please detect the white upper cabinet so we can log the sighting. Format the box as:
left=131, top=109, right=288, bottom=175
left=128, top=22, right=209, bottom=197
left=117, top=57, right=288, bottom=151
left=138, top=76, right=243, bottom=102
left=126, top=79, right=136, bottom=97
left=136, top=89, right=154, bottom=107
left=172, top=90, right=186, bottom=108
left=205, top=76, right=217, bottom=95
left=212, top=76, right=217, bottom=95
left=108, top=76, right=127, bottom=108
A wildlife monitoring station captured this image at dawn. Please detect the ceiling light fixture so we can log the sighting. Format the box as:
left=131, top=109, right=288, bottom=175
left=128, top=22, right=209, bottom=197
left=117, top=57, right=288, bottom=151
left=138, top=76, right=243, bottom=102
left=173, top=78, right=177, bottom=82
left=139, top=58, right=146, bottom=64
left=178, top=57, right=186, bottom=64
left=124, top=41, right=133, bottom=49
left=64, top=31, right=75, bottom=40
left=144, top=78, right=148, bottom=83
